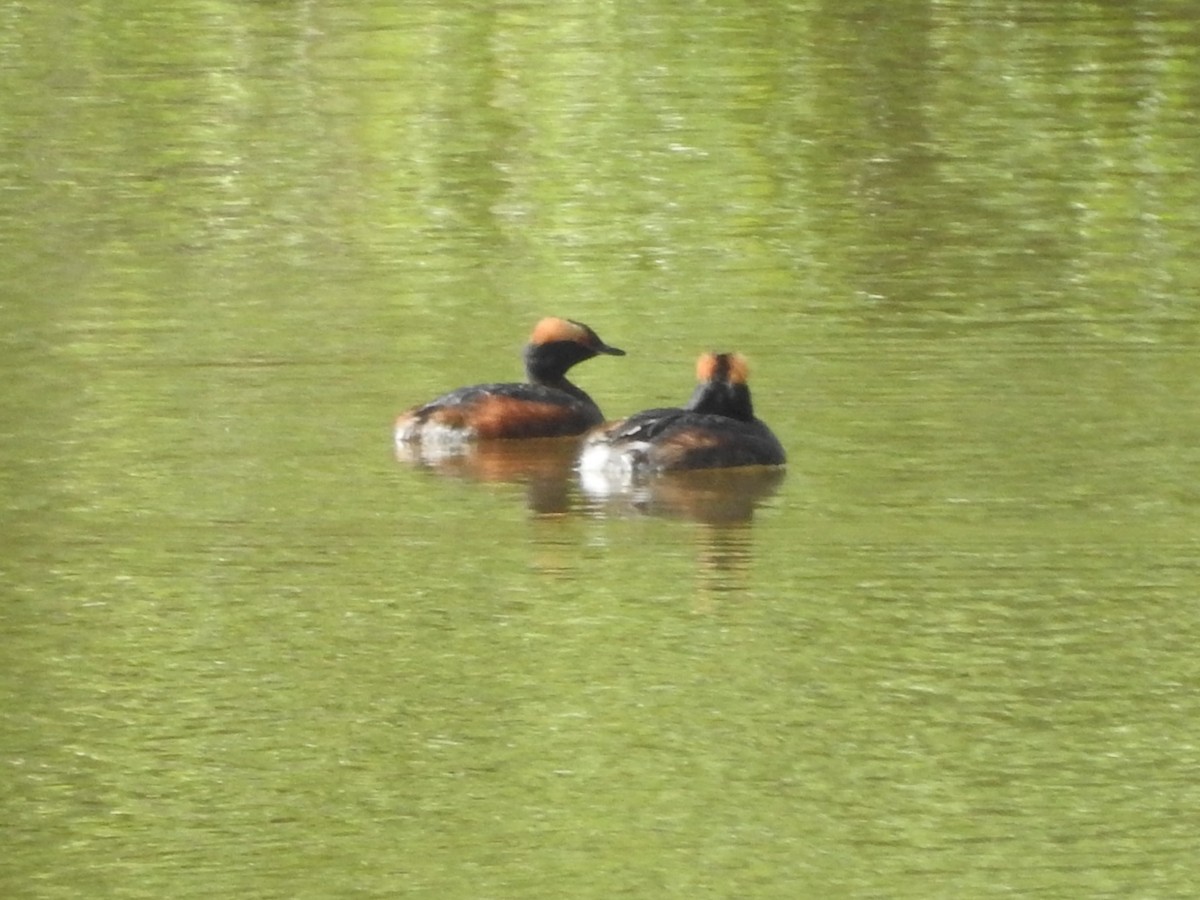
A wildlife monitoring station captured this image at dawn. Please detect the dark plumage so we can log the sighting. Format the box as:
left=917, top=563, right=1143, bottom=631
left=394, top=317, right=624, bottom=445
left=579, top=352, right=785, bottom=476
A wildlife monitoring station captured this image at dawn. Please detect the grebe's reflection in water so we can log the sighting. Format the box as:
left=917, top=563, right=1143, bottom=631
left=580, top=466, right=786, bottom=602
left=394, top=438, right=786, bottom=526
left=578, top=465, right=786, bottom=525
left=395, top=440, right=786, bottom=598
left=394, top=437, right=580, bottom=515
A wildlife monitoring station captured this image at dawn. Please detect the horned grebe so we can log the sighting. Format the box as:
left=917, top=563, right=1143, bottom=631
left=578, top=352, right=785, bottom=478
left=395, top=317, right=624, bottom=448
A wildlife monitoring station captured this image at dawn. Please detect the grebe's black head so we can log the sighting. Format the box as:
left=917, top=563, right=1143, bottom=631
left=684, top=352, right=755, bottom=421
left=524, top=317, right=624, bottom=384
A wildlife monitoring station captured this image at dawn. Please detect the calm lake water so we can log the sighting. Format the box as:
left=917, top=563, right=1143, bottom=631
left=3, top=2, right=1200, bottom=897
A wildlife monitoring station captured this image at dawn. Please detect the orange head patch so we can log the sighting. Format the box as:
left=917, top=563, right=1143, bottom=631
left=529, top=317, right=624, bottom=356
left=531, top=317, right=588, bottom=346
left=695, top=352, right=750, bottom=385
left=725, top=353, right=749, bottom=385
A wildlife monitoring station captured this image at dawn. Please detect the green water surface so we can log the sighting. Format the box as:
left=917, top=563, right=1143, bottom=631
left=3, top=2, right=1199, bottom=898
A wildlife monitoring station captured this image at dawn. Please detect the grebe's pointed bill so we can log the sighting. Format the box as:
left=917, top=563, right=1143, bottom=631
left=532, top=316, right=625, bottom=357
left=569, top=318, right=625, bottom=357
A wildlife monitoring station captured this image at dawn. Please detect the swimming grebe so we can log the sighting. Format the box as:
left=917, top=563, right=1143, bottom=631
left=395, top=317, right=625, bottom=447
left=578, top=352, right=785, bottom=477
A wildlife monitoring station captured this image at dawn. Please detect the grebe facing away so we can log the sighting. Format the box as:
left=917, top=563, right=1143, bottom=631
left=579, top=352, right=786, bottom=478
left=395, top=317, right=625, bottom=447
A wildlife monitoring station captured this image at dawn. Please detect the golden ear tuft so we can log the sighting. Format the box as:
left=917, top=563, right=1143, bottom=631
left=695, top=352, right=750, bottom=384
left=531, top=317, right=586, bottom=345
left=695, top=352, right=721, bottom=383
left=726, top=352, right=750, bottom=385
